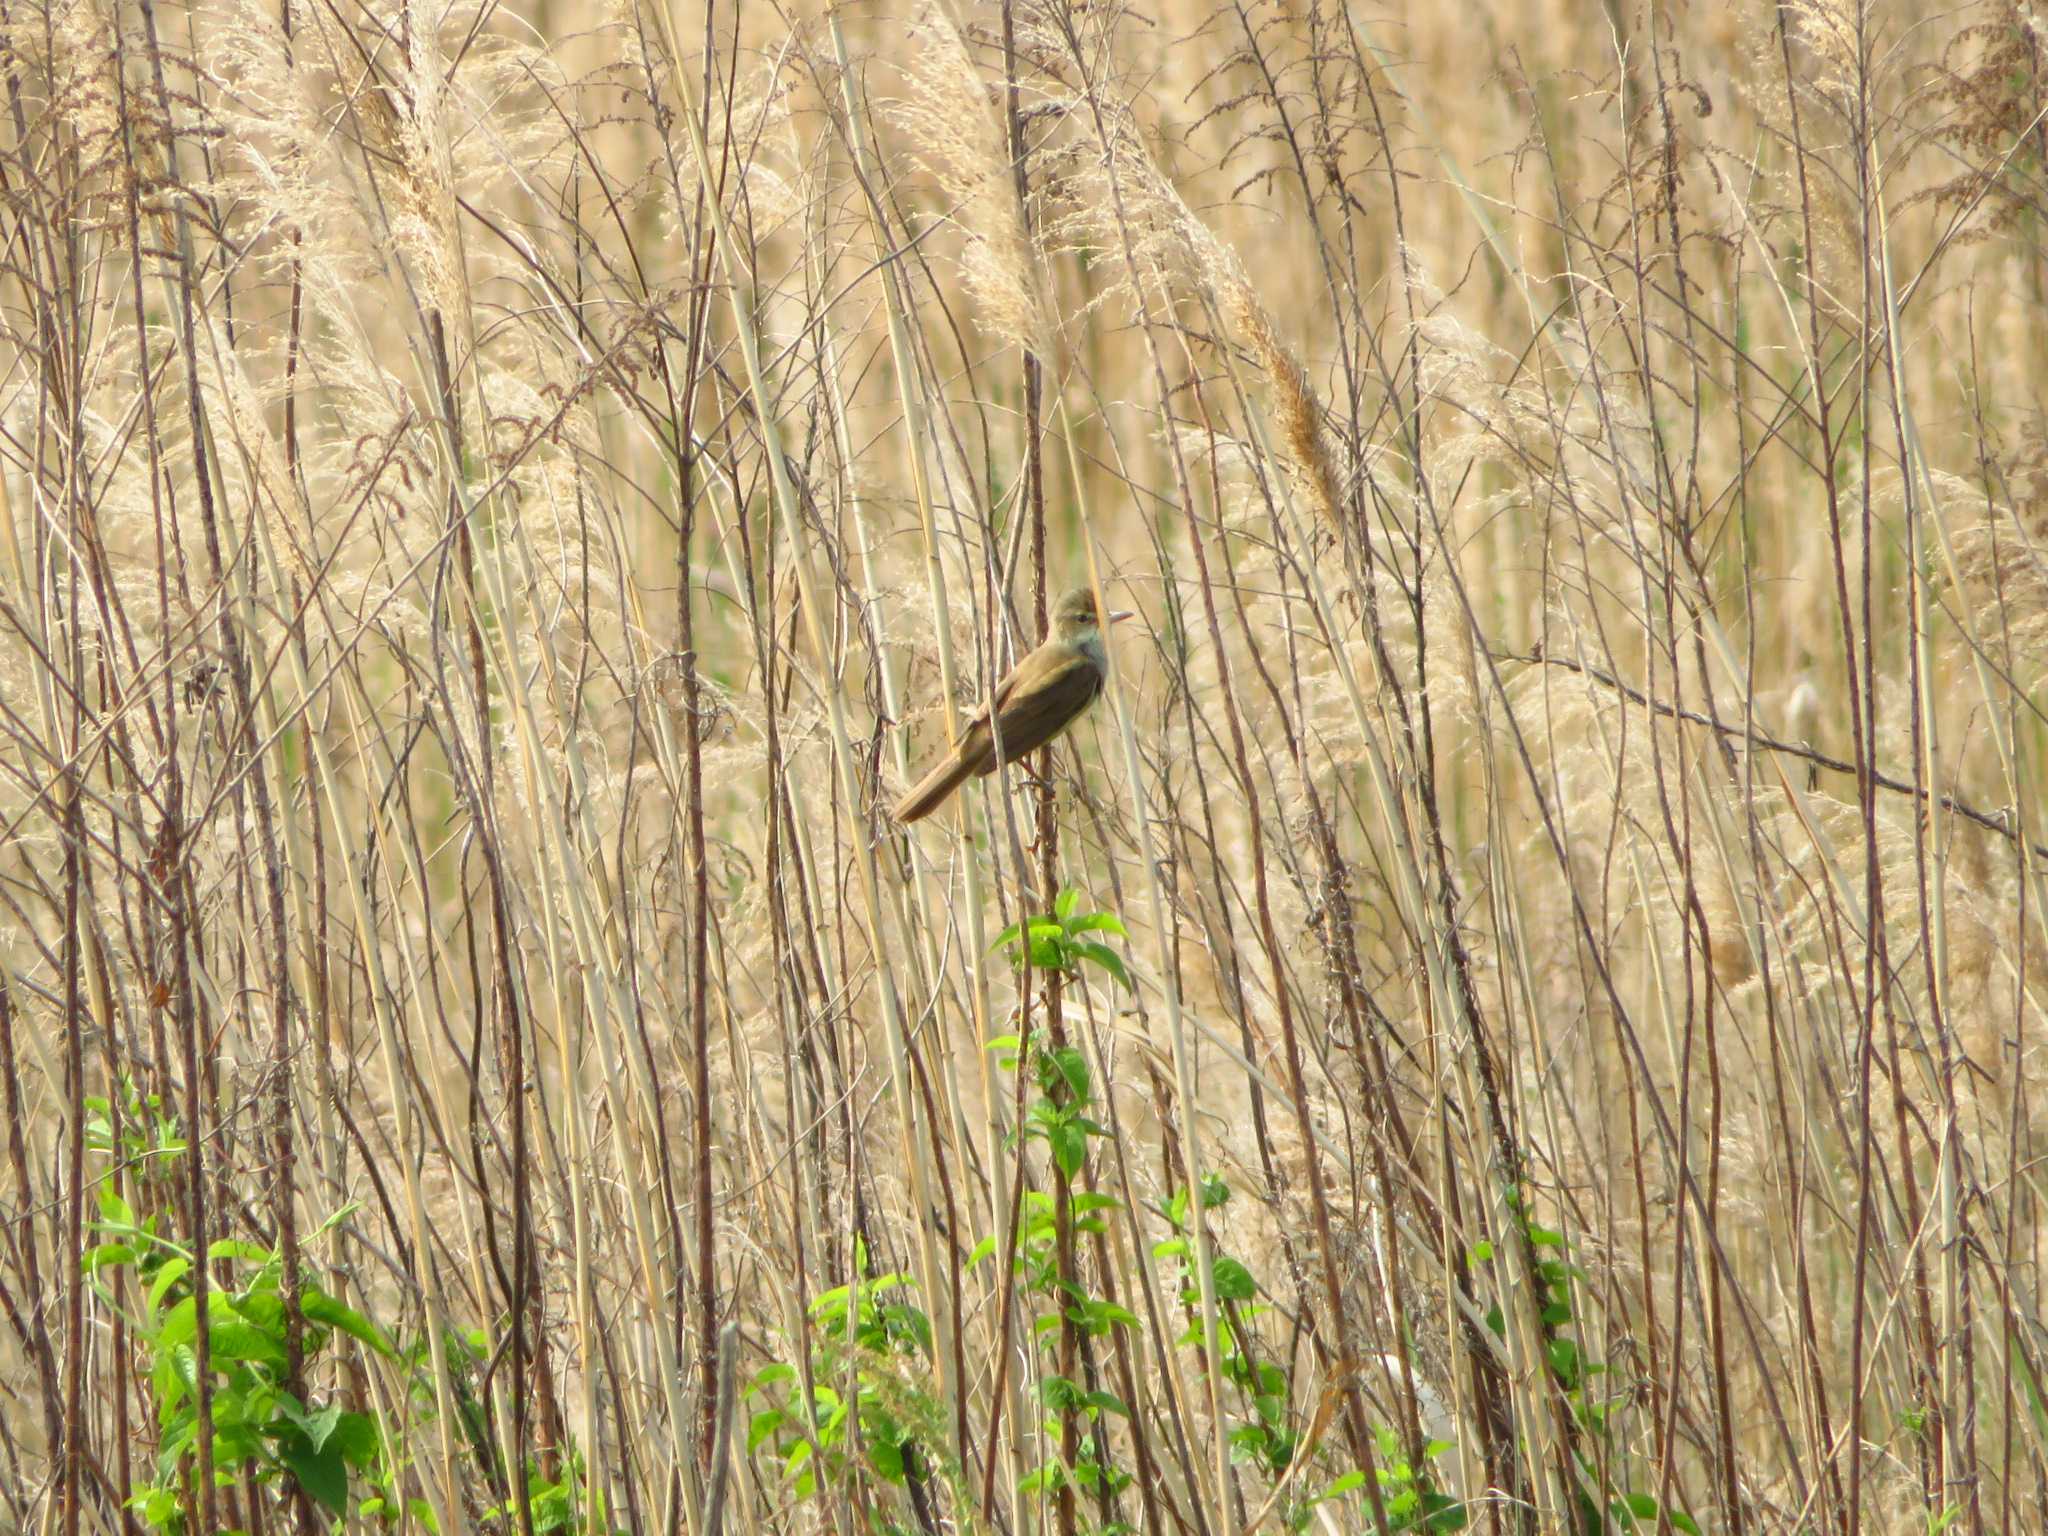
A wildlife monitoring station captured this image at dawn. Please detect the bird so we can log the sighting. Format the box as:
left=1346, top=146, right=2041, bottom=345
left=893, top=584, right=1133, bottom=823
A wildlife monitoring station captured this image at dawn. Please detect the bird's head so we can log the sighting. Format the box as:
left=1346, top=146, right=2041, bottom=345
left=1053, top=584, right=1135, bottom=640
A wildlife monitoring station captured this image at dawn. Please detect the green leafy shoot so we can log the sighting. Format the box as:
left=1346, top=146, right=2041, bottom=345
left=992, top=891, right=1133, bottom=990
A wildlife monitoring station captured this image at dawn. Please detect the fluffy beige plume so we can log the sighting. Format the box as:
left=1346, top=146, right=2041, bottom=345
left=1214, top=269, right=1349, bottom=543
left=890, top=3, right=1055, bottom=360
left=216, top=0, right=571, bottom=320
left=1952, top=434, right=2048, bottom=689
left=1038, top=81, right=1356, bottom=545
left=29, top=1, right=124, bottom=172
left=1087, top=108, right=1374, bottom=561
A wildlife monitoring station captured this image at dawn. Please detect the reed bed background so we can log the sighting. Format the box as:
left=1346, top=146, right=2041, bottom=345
left=4, top=0, right=2048, bottom=1530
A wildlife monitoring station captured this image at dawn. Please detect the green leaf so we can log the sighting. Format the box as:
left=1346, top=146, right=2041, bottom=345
left=1546, top=1337, right=1582, bottom=1386
left=1423, top=1493, right=1469, bottom=1531
left=206, top=1320, right=290, bottom=1370
left=234, top=1292, right=286, bottom=1333
left=747, top=1408, right=786, bottom=1454
left=1019, top=1464, right=1061, bottom=1498
left=747, top=1362, right=795, bottom=1399
left=1049, top=1122, right=1088, bottom=1179
left=97, top=1187, right=136, bottom=1228
left=881, top=1301, right=933, bottom=1355
left=84, top=1242, right=136, bottom=1274
left=1040, top=1374, right=1084, bottom=1412
left=1210, top=1256, right=1256, bottom=1301
left=148, top=1258, right=191, bottom=1319
left=301, top=1287, right=395, bottom=1359
left=284, top=1400, right=344, bottom=1453
left=867, top=1429, right=906, bottom=1483
left=307, top=1203, right=361, bottom=1242
left=1074, top=941, right=1131, bottom=989
left=330, top=1412, right=379, bottom=1467
left=208, top=1239, right=272, bottom=1266
left=1040, top=1046, right=1090, bottom=1101
left=1072, top=1299, right=1139, bottom=1334
left=136, top=1486, right=181, bottom=1527
left=811, top=1283, right=851, bottom=1323
left=305, top=1404, right=344, bottom=1454
left=1055, top=889, right=1080, bottom=921
left=1322, top=1469, right=1366, bottom=1500
left=1066, top=911, right=1129, bottom=939
left=280, top=1441, right=349, bottom=1514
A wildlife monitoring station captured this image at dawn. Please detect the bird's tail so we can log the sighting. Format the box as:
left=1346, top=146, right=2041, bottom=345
left=892, top=750, right=977, bottom=823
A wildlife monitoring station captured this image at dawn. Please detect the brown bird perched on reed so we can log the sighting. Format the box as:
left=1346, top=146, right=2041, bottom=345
left=893, top=584, right=1133, bottom=823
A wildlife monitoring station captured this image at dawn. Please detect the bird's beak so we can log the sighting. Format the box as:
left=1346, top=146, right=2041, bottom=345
left=1109, top=610, right=1136, bottom=625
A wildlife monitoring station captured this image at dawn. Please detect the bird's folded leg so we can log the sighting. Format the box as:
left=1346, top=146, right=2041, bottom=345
left=1014, top=760, right=1055, bottom=796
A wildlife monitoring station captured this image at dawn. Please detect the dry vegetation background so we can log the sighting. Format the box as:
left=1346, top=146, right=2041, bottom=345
left=4, top=0, right=2048, bottom=1530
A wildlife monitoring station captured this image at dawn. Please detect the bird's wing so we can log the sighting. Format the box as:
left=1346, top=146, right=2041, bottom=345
left=954, top=645, right=1032, bottom=740
left=981, top=646, right=1103, bottom=766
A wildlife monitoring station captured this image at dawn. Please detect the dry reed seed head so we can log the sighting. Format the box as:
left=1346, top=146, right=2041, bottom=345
left=1718, top=11, right=1874, bottom=330
left=338, top=76, right=464, bottom=321
left=731, top=60, right=809, bottom=233
left=1035, top=89, right=1210, bottom=314
left=1953, top=435, right=2048, bottom=686
left=185, top=330, right=329, bottom=584
left=30, top=0, right=127, bottom=181
left=1215, top=271, right=1348, bottom=543
left=209, top=6, right=339, bottom=208
left=1781, top=0, right=1867, bottom=107
left=638, top=37, right=802, bottom=237
left=1168, top=421, right=1265, bottom=517
left=889, top=3, right=1055, bottom=360
left=1923, top=5, right=2048, bottom=235
left=1414, top=311, right=1630, bottom=519
left=348, top=16, right=563, bottom=316
left=216, top=6, right=565, bottom=311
